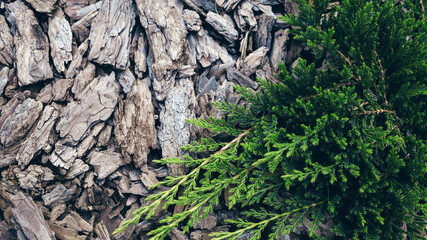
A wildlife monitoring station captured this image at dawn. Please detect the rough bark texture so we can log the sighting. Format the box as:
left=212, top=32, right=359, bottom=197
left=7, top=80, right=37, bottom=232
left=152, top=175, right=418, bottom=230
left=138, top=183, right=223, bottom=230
left=0, top=15, right=15, bottom=66
left=158, top=79, right=196, bottom=176
left=0, top=0, right=343, bottom=239
left=16, top=105, right=58, bottom=168
left=49, top=8, right=73, bottom=74
left=0, top=188, right=56, bottom=240
left=24, top=0, right=57, bottom=13
left=135, top=0, right=188, bottom=101
left=56, top=72, right=119, bottom=144
left=114, top=79, right=157, bottom=168
left=88, top=0, right=135, bottom=70
left=6, top=0, right=53, bottom=86
left=0, top=98, right=43, bottom=148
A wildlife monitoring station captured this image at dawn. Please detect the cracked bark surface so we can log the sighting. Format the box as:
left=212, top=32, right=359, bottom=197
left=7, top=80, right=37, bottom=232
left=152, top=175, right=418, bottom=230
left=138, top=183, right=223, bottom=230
left=13, top=165, right=55, bottom=194
left=88, top=0, right=135, bottom=70
left=135, top=0, right=188, bottom=101
left=6, top=0, right=53, bottom=86
left=0, top=15, right=14, bottom=66
left=0, top=189, right=56, bottom=240
left=114, top=79, right=157, bottom=168
left=16, top=105, right=58, bottom=168
left=56, top=72, right=120, bottom=144
left=0, top=98, right=43, bottom=148
left=24, top=0, right=57, bottom=13
left=158, top=79, right=196, bottom=176
left=49, top=8, right=73, bottom=74
left=206, top=11, right=239, bottom=42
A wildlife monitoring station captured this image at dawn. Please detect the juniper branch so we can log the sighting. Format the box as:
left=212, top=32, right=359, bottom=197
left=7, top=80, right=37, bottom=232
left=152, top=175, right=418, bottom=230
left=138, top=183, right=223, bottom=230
left=113, top=127, right=254, bottom=235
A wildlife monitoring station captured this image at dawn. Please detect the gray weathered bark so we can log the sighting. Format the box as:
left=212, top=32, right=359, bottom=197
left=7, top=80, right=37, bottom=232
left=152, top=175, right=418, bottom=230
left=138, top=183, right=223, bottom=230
left=135, top=0, right=188, bottom=100
left=49, top=8, right=73, bottom=73
left=6, top=0, right=53, bottom=86
left=88, top=0, right=135, bottom=70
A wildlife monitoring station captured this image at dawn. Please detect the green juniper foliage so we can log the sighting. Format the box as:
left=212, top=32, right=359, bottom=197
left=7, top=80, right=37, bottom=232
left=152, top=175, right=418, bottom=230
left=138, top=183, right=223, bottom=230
left=114, top=0, right=426, bottom=239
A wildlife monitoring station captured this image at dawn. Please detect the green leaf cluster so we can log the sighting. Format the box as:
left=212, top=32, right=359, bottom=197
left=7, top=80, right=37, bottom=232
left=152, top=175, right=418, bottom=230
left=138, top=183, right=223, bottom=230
left=115, top=0, right=426, bottom=239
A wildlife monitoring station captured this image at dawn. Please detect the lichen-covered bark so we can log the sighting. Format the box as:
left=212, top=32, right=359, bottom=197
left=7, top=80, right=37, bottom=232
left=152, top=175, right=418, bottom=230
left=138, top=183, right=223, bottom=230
left=158, top=79, right=196, bottom=176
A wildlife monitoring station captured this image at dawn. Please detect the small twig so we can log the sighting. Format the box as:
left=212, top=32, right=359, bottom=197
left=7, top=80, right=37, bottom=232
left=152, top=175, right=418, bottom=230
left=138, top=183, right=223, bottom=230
left=337, top=50, right=363, bottom=82
left=352, top=102, right=369, bottom=111
left=375, top=50, right=389, bottom=106
left=304, top=82, right=354, bottom=100
left=356, top=109, right=396, bottom=115
left=421, top=0, right=425, bottom=18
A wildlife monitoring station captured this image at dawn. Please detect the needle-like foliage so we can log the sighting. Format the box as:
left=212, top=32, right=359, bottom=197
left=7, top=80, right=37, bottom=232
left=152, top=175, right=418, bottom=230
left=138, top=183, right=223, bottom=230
left=115, top=0, right=426, bottom=239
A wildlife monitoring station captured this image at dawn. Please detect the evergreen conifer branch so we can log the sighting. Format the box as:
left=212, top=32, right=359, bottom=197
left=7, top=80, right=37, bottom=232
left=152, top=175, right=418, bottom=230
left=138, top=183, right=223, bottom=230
left=112, top=127, right=253, bottom=236
left=115, top=0, right=426, bottom=239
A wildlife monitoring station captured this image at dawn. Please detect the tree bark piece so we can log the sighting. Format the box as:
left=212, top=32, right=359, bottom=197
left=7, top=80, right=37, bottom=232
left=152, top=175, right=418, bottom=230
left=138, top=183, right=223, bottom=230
left=196, top=74, right=219, bottom=95
left=206, top=11, right=239, bottom=42
left=254, top=13, right=275, bottom=50
left=270, top=29, right=289, bottom=70
left=239, top=46, right=268, bottom=76
left=16, top=105, right=58, bottom=168
left=0, top=66, right=9, bottom=95
left=37, top=78, right=75, bottom=103
left=71, top=62, right=96, bottom=97
left=65, top=39, right=89, bottom=79
left=216, top=0, right=243, bottom=12
left=64, top=159, right=90, bottom=179
left=13, top=165, right=55, bottom=194
left=0, top=15, right=14, bottom=66
left=71, top=6, right=99, bottom=44
left=24, top=0, right=57, bottom=13
left=181, top=0, right=216, bottom=16
left=235, top=1, right=257, bottom=32
left=117, top=69, right=135, bottom=94
left=0, top=146, right=18, bottom=168
left=113, top=203, right=139, bottom=240
left=76, top=122, right=105, bottom=157
left=114, top=80, right=158, bottom=168
left=158, top=79, right=196, bottom=176
left=183, top=9, right=202, bottom=32
left=133, top=28, right=148, bottom=78
left=6, top=0, right=53, bottom=86
left=88, top=151, right=126, bottom=180
left=88, top=0, right=135, bottom=70
left=0, top=98, right=43, bottom=148
left=49, top=223, right=86, bottom=240
left=64, top=0, right=102, bottom=21
left=55, top=211, right=93, bottom=234
left=49, top=143, right=78, bottom=170
left=42, top=184, right=75, bottom=207
left=192, top=29, right=234, bottom=68
left=226, top=67, right=259, bottom=89
left=135, top=0, right=188, bottom=100
left=56, top=72, right=120, bottom=144
left=1, top=190, right=56, bottom=239
left=95, top=221, right=111, bottom=240
left=49, top=8, right=73, bottom=74
left=140, top=167, right=159, bottom=189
